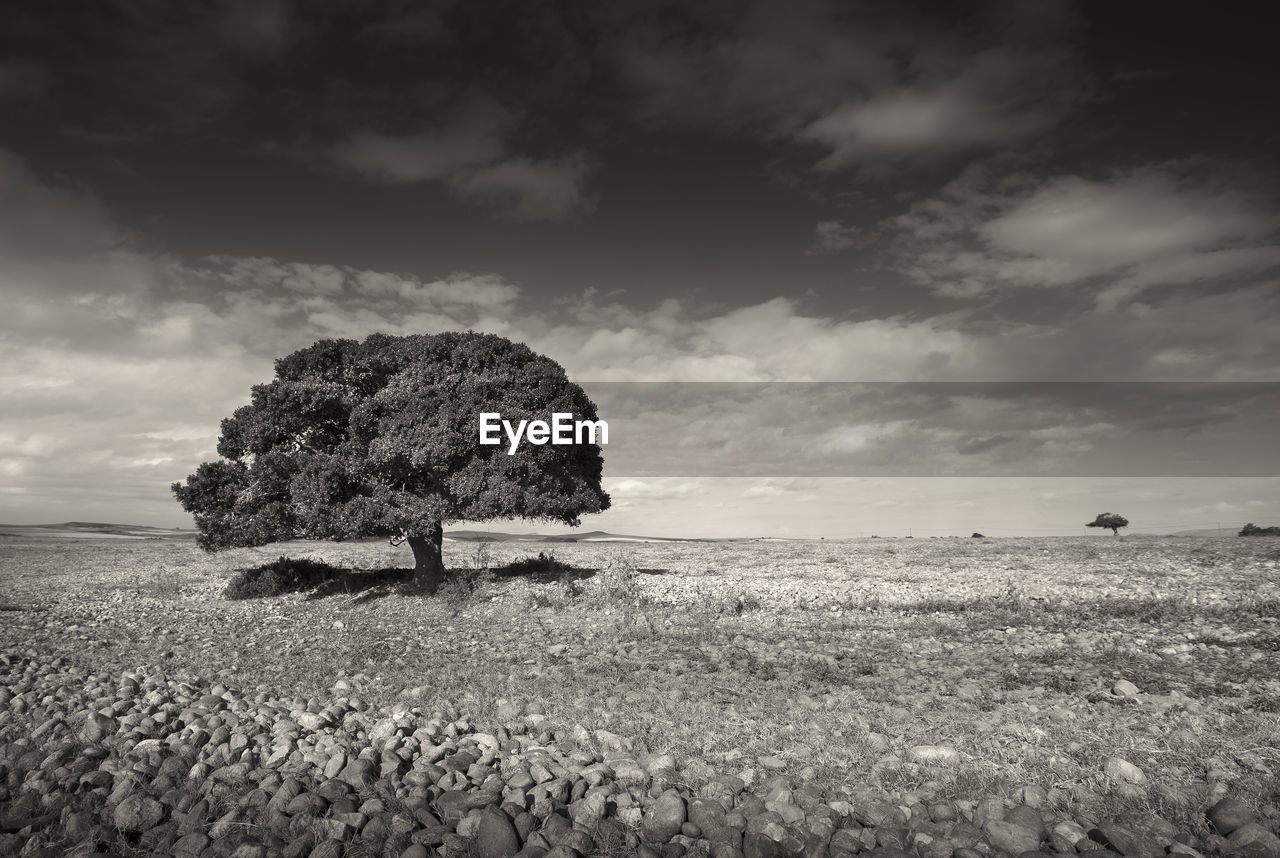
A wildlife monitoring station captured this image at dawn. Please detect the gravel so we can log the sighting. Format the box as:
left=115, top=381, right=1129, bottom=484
left=3, top=648, right=1278, bottom=858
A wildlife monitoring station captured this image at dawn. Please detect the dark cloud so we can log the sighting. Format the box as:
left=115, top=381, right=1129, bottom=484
left=611, top=0, right=1090, bottom=169
left=583, top=382, right=1280, bottom=477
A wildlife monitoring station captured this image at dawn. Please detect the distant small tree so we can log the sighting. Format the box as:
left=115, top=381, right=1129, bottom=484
left=1086, top=512, right=1129, bottom=535
left=172, top=332, right=610, bottom=593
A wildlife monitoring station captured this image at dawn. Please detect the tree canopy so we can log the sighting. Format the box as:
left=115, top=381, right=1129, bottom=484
left=1086, top=512, right=1129, bottom=535
left=172, top=332, right=610, bottom=590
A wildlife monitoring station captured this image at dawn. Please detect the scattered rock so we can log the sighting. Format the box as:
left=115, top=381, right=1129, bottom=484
left=643, top=790, right=688, bottom=845
left=1089, top=823, right=1162, bottom=858
left=984, top=820, right=1041, bottom=854
left=476, top=806, right=521, bottom=858
left=907, top=746, right=961, bottom=765
left=1226, top=823, right=1280, bottom=854
left=1208, top=798, right=1256, bottom=836
left=1103, top=757, right=1146, bottom=785
left=113, top=794, right=165, bottom=832
left=1112, top=680, right=1141, bottom=697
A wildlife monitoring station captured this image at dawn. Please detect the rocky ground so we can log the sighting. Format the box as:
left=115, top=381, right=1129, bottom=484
left=1, top=535, right=1278, bottom=858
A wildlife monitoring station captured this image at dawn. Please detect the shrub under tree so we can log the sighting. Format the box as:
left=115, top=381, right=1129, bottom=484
left=172, top=332, right=610, bottom=593
left=1086, top=512, right=1130, bottom=535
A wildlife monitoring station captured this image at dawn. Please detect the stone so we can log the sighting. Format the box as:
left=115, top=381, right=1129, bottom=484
left=1054, top=821, right=1089, bottom=851
left=1089, top=823, right=1162, bottom=858
left=643, top=790, right=688, bottom=845
left=113, top=795, right=165, bottom=832
left=949, top=822, right=985, bottom=850
left=851, top=800, right=906, bottom=828
left=172, top=832, right=210, bottom=857
left=1005, top=805, right=1046, bottom=840
left=831, top=829, right=863, bottom=854
left=340, top=758, right=377, bottom=788
left=310, top=840, right=344, bottom=858
left=877, top=827, right=911, bottom=849
left=560, top=830, right=595, bottom=854
left=907, top=746, right=961, bottom=766
left=1209, top=799, right=1256, bottom=836
left=436, top=790, right=471, bottom=823
left=1112, top=680, right=1141, bottom=697
left=477, top=806, right=522, bottom=858
left=1013, top=785, right=1049, bottom=810
left=689, top=799, right=730, bottom=837
left=1102, top=758, right=1145, bottom=785
left=973, top=798, right=1006, bottom=829
left=984, top=821, right=1042, bottom=855
left=744, top=831, right=781, bottom=858
left=868, top=848, right=915, bottom=858
left=1227, top=823, right=1280, bottom=854
left=81, top=712, right=117, bottom=742
left=296, top=712, right=330, bottom=731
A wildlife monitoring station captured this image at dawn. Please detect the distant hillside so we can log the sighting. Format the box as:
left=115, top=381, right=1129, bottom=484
left=0, top=522, right=198, bottom=540
left=1166, top=528, right=1240, bottom=537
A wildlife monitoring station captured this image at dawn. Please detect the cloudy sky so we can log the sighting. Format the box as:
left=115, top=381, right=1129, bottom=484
left=2, top=0, right=1278, bottom=537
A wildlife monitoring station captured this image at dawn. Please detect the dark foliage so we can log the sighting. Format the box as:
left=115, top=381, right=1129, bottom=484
left=1240, top=523, right=1280, bottom=536
left=172, top=333, right=610, bottom=588
left=494, top=551, right=583, bottom=578
left=223, top=556, right=343, bottom=599
left=224, top=556, right=414, bottom=599
left=1086, top=512, right=1129, bottom=534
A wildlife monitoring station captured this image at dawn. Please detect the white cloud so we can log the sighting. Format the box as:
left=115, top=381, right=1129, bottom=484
left=893, top=165, right=1280, bottom=306
left=607, top=479, right=708, bottom=500
left=802, top=51, right=1065, bottom=169
left=741, top=478, right=820, bottom=499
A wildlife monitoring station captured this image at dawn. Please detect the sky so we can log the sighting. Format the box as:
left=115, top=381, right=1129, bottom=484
left=1, top=0, right=1278, bottom=538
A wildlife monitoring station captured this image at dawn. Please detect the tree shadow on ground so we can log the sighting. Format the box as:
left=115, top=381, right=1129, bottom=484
left=486, top=552, right=672, bottom=583
left=225, top=556, right=419, bottom=601
left=225, top=554, right=675, bottom=601
left=303, top=568, right=414, bottom=601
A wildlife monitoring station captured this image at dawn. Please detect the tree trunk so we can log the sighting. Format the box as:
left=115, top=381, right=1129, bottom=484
left=408, top=522, right=445, bottom=594
left=1111, top=527, right=1119, bottom=535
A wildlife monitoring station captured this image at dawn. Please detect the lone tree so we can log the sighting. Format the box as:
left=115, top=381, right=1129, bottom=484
left=1086, top=512, right=1129, bottom=535
left=172, top=332, right=610, bottom=592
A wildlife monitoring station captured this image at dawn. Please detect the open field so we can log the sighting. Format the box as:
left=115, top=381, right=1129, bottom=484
left=2, top=535, right=1279, bottom=857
